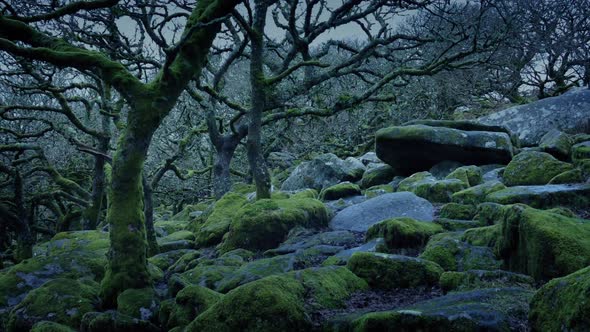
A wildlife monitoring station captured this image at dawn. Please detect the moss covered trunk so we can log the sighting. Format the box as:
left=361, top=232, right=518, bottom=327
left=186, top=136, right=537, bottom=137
left=143, top=175, right=159, bottom=257
left=247, top=0, right=272, bottom=200
left=213, top=135, right=242, bottom=199
left=99, top=118, right=155, bottom=307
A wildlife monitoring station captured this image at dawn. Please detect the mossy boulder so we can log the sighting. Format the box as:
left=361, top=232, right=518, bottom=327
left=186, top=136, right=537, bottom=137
left=7, top=278, right=99, bottom=332
left=572, top=141, right=590, bottom=162
left=193, top=192, right=248, bottom=247
left=360, top=164, right=397, bottom=189
left=548, top=168, right=584, bottom=184
left=445, top=165, right=483, bottom=186
left=173, top=251, right=250, bottom=292
left=159, top=230, right=195, bottom=244
left=366, top=217, right=443, bottom=253
left=163, top=285, right=223, bottom=330
left=215, top=254, right=295, bottom=293
left=80, top=311, right=159, bottom=332
left=320, top=182, right=361, bottom=201
left=281, top=153, right=365, bottom=191
left=186, top=266, right=367, bottom=332
left=30, top=321, right=76, bottom=332
left=451, top=180, right=506, bottom=205
left=439, top=270, right=534, bottom=293
left=461, top=224, right=501, bottom=248
left=148, top=249, right=198, bottom=271
left=397, top=172, right=468, bottom=203
left=219, top=198, right=329, bottom=253
left=154, top=219, right=191, bottom=236
left=434, top=218, right=482, bottom=232
left=375, top=123, right=514, bottom=176
left=495, top=205, right=590, bottom=281
left=539, top=129, right=573, bottom=160
left=485, top=183, right=590, bottom=208
left=347, top=252, right=443, bottom=289
left=439, top=203, right=477, bottom=220
left=289, top=189, right=319, bottom=199
left=0, top=231, right=108, bottom=311
left=419, top=232, right=501, bottom=272
left=529, top=265, right=590, bottom=331
left=502, top=151, right=574, bottom=186
left=116, top=288, right=158, bottom=321
left=338, top=287, right=533, bottom=331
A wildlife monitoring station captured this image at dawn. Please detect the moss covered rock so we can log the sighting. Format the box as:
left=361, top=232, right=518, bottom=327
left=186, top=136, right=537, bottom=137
left=360, top=164, right=397, bottom=189
left=502, top=151, right=574, bottom=186
left=30, top=321, right=76, bottom=332
left=398, top=172, right=468, bottom=203
left=572, top=141, right=590, bottom=162
left=193, top=192, right=247, bottom=247
left=439, top=269, right=534, bottom=293
left=548, top=168, right=584, bottom=184
left=539, top=129, right=573, bottom=160
left=461, top=224, right=501, bottom=248
left=163, top=285, right=223, bottom=330
left=338, top=287, right=533, bottom=331
left=215, top=254, right=295, bottom=293
left=445, top=165, right=483, bottom=186
left=80, top=311, right=159, bottom=332
left=7, top=278, right=99, bottom=332
left=529, top=265, right=590, bottom=332
left=451, top=180, right=506, bottom=205
left=366, top=218, right=443, bottom=253
left=116, top=287, right=158, bottom=321
left=347, top=252, right=443, bottom=289
left=485, top=183, right=590, bottom=208
left=219, top=198, right=328, bottom=253
left=320, top=182, right=361, bottom=201
left=495, top=205, right=590, bottom=281
left=419, top=232, right=501, bottom=272
left=187, top=266, right=366, bottom=332
left=439, top=203, right=477, bottom=220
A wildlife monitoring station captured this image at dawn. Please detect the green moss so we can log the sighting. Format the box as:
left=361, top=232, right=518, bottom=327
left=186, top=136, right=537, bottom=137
left=475, top=202, right=508, bottom=225
left=289, top=189, right=318, bottom=199
left=434, top=218, right=482, bottom=231
left=495, top=205, right=590, bottom=280
left=346, top=252, right=443, bottom=289
left=548, top=168, right=584, bottom=184
left=7, top=278, right=99, bottom=331
left=219, top=198, right=328, bottom=253
left=439, top=203, right=476, bottom=220
left=451, top=181, right=506, bottom=205
left=529, top=265, right=590, bottom=331
left=159, top=230, right=195, bottom=244
left=572, top=141, right=590, bottom=162
left=360, top=164, right=396, bottom=189
left=216, top=255, right=295, bottom=293
left=31, top=321, right=76, bottom=332
left=186, top=275, right=310, bottom=332
left=503, top=151, right=574, bottom=186
left=116, top=287, right=158, bottom=320
left=366, top=217, right=443, bottom=252
left=194, top=192, right=248, bottom=247
left=320, top=182, right=361, bottom=201
left=461, top=225, right=501, bottom=247
left=439, top=270, right=534, bottom=292
left=445, top=165, right=482, bottom=186
left=154, top=220, right=191, bottom=235
left=398, top=172, right=468, bottom=203
left=148, top=249, right=198, bottom=271
left=419, top=232, right=461, bottom=271
left=165, top=285, right=223, bottom=330
left=79, top=310, right=159, bottom=332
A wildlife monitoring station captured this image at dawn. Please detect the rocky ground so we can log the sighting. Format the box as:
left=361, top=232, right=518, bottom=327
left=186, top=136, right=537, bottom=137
left=1, top=116, right=590, bottom=332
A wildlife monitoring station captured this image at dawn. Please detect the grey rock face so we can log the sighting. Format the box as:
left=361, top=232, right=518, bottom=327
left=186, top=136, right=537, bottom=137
left=329, top=192, right=435, bottom=232
left=281, top=153, right=365, bottom=191
left=479, top=88, right=590, bottom=146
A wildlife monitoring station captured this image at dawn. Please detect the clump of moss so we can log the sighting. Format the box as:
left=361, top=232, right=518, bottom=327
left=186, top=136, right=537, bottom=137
left=31, top=321, right=76, bottom=332
left=451, top=181, right=506, bottom=205
left=163, top=285, right=223, bottom=330
left=366, top=217, right=443, bottom=252
left=445, top=165, right=482, bottom=186
left=80, top=310, right=159, bottom=332
left=461, top=225, right=500, bottom=247
left=7, top=278, right=99, bottom=332
left=529, top=265, right=590, bottom=331
left=495, top=204, right=590, bottom=281
left=193, top=192, right=248, bottom=247
left=439, top=203, right=476, bottom=220
left=398, top=172, right=468, bottom=203
left=360, top=164, right=397, bottom=189
left=548, top=168, right=584, bottom=184
left=347, top=252, right=443, bottom=289
left=289, top=189, right=318, bottom=199
left=117, top=287, right=158, bottom=321
left=418, top=233, right=462, bottom=271
left=439, top=270, right=534, bottom=292
left=219, top=198, right=328, bottom=253
left=502, top=151, right=574, bottom=186
left=319, top=182, right=361, bottom=201
left=572, top=141, right=590, bottom=162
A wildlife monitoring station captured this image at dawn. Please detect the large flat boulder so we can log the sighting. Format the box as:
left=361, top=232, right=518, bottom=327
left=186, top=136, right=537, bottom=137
left=375, top=123, right=514, bottom=176
left=479, top=88, right=590, bottom=146
left=329, top=192, right=434, bottom=232
left=485, top=183, right=590, bottom=208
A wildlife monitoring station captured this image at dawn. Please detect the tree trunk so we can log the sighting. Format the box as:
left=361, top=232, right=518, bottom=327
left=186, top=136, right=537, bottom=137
left=83, top=134, right=109, bottom=230
left=14, top=171, right=33, bottom=262
left=99, top=125, right=153, bottom=307
left=247, top=0, right=272, bottom=200
left=212, top=135, right=242, bottom=199
left=143, top=175, right=159, bottom=257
